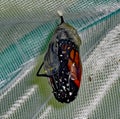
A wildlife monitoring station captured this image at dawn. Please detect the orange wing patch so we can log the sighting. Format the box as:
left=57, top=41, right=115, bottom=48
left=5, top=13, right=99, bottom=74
left=70, top=49, right=75, bottom=60
left=68, top=50, right=82, bottom=87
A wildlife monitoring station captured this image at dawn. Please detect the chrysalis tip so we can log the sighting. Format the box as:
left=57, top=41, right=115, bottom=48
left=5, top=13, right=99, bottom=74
left=57, top=10, right=63, bottom=17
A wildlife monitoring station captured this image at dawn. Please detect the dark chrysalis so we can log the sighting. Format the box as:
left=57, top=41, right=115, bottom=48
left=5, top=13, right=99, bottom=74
left=37, top=11, right=82, bottom=103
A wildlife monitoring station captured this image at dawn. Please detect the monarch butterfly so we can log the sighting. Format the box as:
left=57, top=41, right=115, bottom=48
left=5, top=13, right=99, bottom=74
left=37, top=11, right=82, bottom=103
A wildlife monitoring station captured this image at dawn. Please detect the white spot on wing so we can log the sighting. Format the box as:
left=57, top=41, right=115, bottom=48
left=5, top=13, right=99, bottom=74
left=67, top=99, right=70, bottom=102
left=72, top=63, right=75, bottom=66
left=60, top=54, right=63, bottom=57
left=66, top=83, right=69, bottom=87
left=69, top=92, right=72, bottom=96
left=62, top=86, right=66, bottom=91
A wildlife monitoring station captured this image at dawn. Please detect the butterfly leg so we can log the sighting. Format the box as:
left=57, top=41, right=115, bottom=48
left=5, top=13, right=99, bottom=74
left=36, top=62, right=51, bottom=78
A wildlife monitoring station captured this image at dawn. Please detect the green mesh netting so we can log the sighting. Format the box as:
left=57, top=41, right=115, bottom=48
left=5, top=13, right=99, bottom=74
left=0, top=0, right=120, bottom=119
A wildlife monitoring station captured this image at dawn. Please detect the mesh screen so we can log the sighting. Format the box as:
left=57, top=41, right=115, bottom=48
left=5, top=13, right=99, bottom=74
left=0, top=0, right=120, bottom=119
